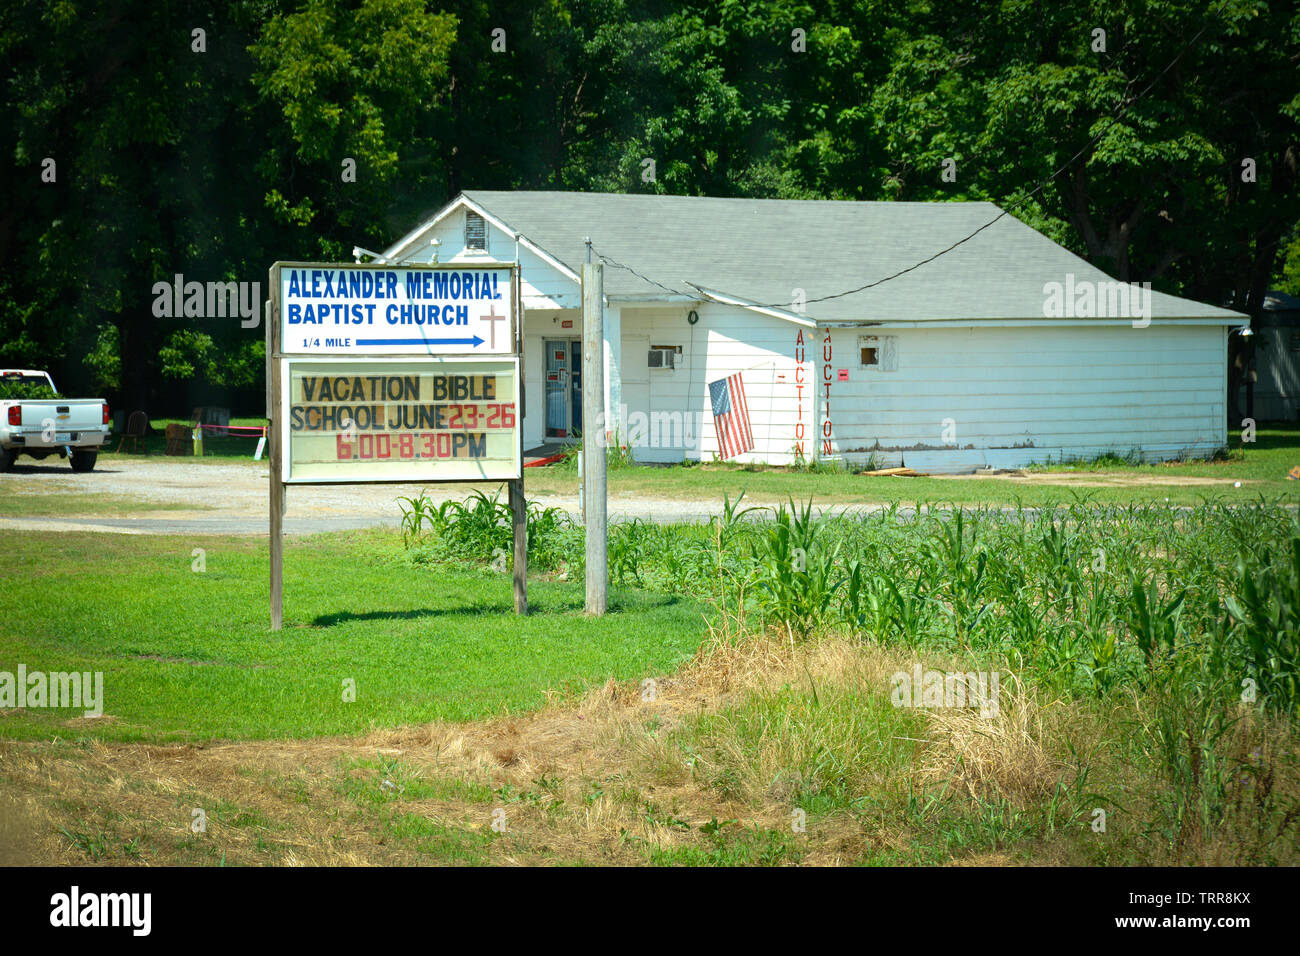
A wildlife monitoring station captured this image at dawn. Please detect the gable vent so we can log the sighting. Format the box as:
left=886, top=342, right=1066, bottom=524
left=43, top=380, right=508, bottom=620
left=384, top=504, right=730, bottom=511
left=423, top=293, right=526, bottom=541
left=465, top=211, right=487, bottom=251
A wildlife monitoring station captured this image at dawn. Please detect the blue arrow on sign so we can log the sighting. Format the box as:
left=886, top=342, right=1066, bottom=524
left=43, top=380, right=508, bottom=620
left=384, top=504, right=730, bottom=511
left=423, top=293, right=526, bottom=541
left=354, top=336, right=485, bottom=347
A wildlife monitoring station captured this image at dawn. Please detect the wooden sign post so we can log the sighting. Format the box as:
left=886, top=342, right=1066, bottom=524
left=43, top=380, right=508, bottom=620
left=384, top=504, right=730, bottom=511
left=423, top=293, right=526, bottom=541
left=268, top=293, right=284, bottom=630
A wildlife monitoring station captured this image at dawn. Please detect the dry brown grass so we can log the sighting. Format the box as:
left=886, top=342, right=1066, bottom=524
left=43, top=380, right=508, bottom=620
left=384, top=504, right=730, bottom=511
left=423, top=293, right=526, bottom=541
left=0, top=631, right=854, bottom=865
left=915, top=675, right=1066, bottom=807
left=2, top=630, right=1296, bottom=866
left=0, top=644, right=774, bottom=865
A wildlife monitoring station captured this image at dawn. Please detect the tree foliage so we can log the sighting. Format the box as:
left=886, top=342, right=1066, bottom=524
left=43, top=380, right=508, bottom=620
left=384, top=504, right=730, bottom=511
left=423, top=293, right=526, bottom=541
left=1, top=0, right=1296, bottom=412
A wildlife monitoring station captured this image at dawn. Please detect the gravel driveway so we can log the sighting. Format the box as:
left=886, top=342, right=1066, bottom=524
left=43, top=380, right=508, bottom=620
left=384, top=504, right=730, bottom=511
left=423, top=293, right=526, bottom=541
left=1, top=457, right=837, bottom=534
left=7, top=457, right=1180, bottom=536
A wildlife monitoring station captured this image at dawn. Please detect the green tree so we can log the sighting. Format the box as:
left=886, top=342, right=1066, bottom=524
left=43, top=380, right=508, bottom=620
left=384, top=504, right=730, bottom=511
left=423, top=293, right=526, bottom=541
left=869, top=0, right=1300, bottom=316
left=0, top=0, right=276, bottom=411
left=250, top=0, right=459, bottom=253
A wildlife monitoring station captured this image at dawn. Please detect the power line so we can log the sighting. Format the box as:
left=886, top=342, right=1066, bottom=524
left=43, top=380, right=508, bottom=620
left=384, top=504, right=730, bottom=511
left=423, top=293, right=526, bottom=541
left=588, top=246, right=692, bottom=297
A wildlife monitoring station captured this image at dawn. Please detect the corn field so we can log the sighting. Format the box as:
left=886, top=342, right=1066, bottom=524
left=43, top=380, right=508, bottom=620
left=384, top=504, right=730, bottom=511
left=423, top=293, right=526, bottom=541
left=399, top=492, right=1299, bottom=718
left=396, top=491, right=1300, bottom=861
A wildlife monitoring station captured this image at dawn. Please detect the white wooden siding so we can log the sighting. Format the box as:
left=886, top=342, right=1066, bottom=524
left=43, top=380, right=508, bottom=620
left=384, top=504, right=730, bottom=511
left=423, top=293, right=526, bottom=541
left=398, top=207, right=584, bottom=449
left=618, top=304, right=811, bottom=464
left=818, top=324, right=1228, bottom=470
left=401, top=208, right=579, bottom=309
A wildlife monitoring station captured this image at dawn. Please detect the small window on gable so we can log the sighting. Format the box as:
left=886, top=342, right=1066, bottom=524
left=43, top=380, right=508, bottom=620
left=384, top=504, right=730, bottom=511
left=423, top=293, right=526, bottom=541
left=465, top=211, right=487, bottom=251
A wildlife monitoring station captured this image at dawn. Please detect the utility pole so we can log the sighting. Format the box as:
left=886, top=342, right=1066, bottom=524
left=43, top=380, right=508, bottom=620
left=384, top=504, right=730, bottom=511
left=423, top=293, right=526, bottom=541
left=510, top=260, right=527, bottom=615
left=581, top=258, right=607, bottom=615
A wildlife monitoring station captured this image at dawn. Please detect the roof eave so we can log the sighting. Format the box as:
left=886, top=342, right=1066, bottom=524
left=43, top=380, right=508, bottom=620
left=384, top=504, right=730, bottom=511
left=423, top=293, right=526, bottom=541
left=816, top=315, right=1246, bottom=328
left=688, top=284, right=816, bottom=327
left=382, top=193, right=583, bottom=287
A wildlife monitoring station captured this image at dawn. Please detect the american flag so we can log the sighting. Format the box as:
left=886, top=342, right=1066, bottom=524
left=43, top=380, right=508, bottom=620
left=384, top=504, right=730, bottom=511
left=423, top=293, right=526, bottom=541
left=708, top=372, right=755, bottom=460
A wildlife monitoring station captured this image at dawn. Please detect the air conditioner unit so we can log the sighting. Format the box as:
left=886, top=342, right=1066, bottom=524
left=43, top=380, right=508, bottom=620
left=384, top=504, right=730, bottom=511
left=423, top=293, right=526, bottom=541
left=648, top=347, right=677, bottom=369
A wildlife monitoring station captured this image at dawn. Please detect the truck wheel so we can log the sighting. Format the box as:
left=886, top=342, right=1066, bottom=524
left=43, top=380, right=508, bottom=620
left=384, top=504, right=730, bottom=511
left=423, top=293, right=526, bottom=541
left=0, top=447, right=15, bottom=472
left=69, top=449, right=97, bottom=473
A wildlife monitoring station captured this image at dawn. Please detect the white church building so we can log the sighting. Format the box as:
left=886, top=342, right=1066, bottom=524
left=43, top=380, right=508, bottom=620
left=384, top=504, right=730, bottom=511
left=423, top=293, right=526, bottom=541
left=379, top=191, right=1243, bottom=472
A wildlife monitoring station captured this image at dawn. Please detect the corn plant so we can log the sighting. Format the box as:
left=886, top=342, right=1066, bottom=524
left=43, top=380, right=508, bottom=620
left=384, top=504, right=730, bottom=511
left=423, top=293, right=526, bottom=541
left=841, top=560, right=890, bottom=640
left=610, top=518, right=652, bottom=586
left=751, top=499, right=843, bottom=637
left=707, top=491, right=765, bottom=611
left=397, top=490, right=576, bottom=571
left=1035, top=518, right=1083, bottom=611
left=525, top=502, right=577, bottom=571
left=397, top=492, right=439, bottom=546
left=840, top=558, right=936, bottom=646
left=1142, top=689, right=1239, bottom=860
left=1125, top=574, right=1188, bottom=684
left=927, top=511, right=992, bottom=645
left=1223, top=537, right=1300, bottom=717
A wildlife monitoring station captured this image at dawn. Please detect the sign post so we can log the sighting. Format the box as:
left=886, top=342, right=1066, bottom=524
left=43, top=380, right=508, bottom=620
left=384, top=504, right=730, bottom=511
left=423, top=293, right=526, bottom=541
left=268, top=286, right=284, bottom=631
left=267, top=261, right=524, bottom=629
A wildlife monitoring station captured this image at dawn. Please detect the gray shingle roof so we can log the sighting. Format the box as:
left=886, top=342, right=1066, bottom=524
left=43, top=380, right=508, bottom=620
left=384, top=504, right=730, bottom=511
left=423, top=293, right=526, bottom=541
left=437, top=191, right=1242, bottom=323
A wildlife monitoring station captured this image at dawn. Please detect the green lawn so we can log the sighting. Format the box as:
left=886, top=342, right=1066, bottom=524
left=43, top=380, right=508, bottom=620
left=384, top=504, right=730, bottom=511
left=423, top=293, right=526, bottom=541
left=0, top=492, right=209, bottom=517
left=0, top=529, right=703, bottom=742
left=98, top=416, right=270, bottom=463
left=525, top=426, right=1300, bottom=506
left=3, top=498, right=1296, bottom=867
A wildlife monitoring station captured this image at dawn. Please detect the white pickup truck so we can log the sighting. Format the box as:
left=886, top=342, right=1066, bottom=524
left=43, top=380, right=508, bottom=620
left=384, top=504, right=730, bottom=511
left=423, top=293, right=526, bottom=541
left=0, top=369, right=110, bottom=472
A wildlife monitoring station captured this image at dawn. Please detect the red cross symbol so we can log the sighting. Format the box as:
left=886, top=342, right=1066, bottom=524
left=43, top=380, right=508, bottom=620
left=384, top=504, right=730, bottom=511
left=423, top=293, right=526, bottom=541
left=482, top=306, right=507, bottom=349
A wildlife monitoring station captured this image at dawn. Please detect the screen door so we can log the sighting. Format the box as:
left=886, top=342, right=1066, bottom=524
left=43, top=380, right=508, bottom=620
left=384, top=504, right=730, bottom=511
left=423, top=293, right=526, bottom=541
left=544, top=340, right=568, bottom=437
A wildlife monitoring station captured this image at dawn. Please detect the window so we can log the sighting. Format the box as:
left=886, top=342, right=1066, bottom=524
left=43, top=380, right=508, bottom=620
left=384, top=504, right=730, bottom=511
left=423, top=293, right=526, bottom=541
left=859, top=334, right=898, bottom=371
left=649, top=345, right=683, bottom=369
left=465, top=211, right=487, bottom=251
